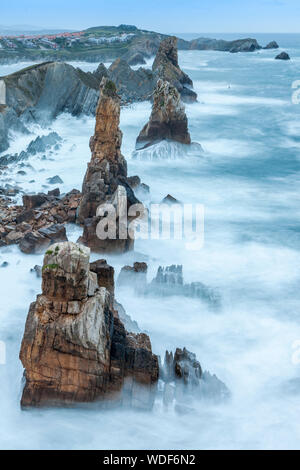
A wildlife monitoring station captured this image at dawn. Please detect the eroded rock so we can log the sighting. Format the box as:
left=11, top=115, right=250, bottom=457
left=135, top=79, right=191, bottom=151
left=160, top=347, right=230, bottom=411
left=153, top=37, right=197, bottom=103
left=19, top=241, right=159, bottom=408
left=77, top=78, right=140, bottom=253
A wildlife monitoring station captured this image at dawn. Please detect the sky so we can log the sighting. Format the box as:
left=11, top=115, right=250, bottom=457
left=1, top=0, right=300, bottom=33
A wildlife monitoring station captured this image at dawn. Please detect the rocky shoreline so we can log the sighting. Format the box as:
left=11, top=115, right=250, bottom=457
left=0, top=34, right=230, bottom=412
left=0, top=37, right=197, bottom=153
left=0, top=24, right=279, bottom=66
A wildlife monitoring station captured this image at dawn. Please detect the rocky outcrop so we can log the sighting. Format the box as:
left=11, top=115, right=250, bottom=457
left=0, top=132, right=62, bottom=167
left=0, top=105, right=29, bottom=153
left=264, top=41, right=279, bottom=50
left=135, top=79, right=191, bottom=150
left=78, top=77, right=140, bottom=253
left=0, top=189, right=81, bottom=250
left=127, top=53, right=146, bottom=66
left=108, top=59, right=153, bottom=103
left=3, top=62, right=100, bottom=123
left=148, top=265, right=221, bottom=308
left=89, top=258, right=141, bottom=333
left=275, top=51, right=290, bottom=60
left=116, top=264, right=221, bottom=309
left=153, top=37, right=197, bottom=103
left=179, top=37, right=262, bottom=53
left=19, top=241, right=159, bottom=408
left=19, top=224, right=67, bottom=254
left=160, top=348, right=230, bottom=411
left=117, top=262, right=148, bottom=293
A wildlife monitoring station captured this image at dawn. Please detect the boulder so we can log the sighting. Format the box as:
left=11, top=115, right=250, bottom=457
left=275, top=51, right=290, bottom=60
left=47, top=175, right=63, bottom=185
left=19, top=224, right=67, bottom=254
left=264, top=41, right=279, bottom=50
left=19, top=241, right=159, bottom=408
left=22, top=194, right=48, bottom=210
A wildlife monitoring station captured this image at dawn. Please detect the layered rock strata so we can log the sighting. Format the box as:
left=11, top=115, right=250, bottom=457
left=19, top=242, right=159, bottom=408
left=77, top=78, right=140, bottom=253
left=135, top=79, right=191, bottom=150
left=152, top=37, right=197, bottom=103
left=160, top=348, right=230, bottom=411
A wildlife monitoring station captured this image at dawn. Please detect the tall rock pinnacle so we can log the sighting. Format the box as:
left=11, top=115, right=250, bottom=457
left=78, top=78, right=139, bottom=253
left=78, top=77, right=128, bottom=223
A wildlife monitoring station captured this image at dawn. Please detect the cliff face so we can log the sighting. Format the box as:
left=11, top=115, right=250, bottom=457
left=19, top=241, right=159, bottom=408
left=136, top=79, right=191, bottom=149
left=152, top=37, right=197, bottom=103
left=3, top=62, right=100, bottom=122
left=0, top=105, right=28, bottom=152
left=78, top=78, right=139, bottom=253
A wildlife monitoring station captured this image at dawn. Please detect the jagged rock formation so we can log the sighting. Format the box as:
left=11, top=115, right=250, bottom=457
left=117, top=264, right=221, bottom=309
left=159, top=348, right=230, bottom=412
left=117, top=262, right=148, bottom=293
left=149, top=265, right=221, bottom=308
left=0, top=37, right=197, bottom=150
left=133, top=79, right=202, bottom=159
left=0, top=132, right=62, bottom=167
left=0, top=189, right=81, bottom=250
left=19, top=241, right=159, bottom=408
left=275, top=51, right=290, bottom=61
left=153, top=37, right=197, bottom=103
left=0, top=105, right=28, bottom=153
left=88, top=258, right=140, bottom=333
left=108, top=58, right=153, bottom=103
left=78, top=77, right=140, bottom=253
left=136, top=79, right=191, bottom=150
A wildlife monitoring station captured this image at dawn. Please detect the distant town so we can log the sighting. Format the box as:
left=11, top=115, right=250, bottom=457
left=0, top=29, right=136, bottom=51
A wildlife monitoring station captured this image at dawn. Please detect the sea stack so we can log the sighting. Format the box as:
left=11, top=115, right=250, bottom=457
left=19, top=241, right=159, bottom=408
left=133, top=79, right=202, bottom=159
left=153, top=36, right=197, bottom=103
left=137, top=79, right=191, bottom=149
left=275, top=51, right=290, bottom=61
left=78, top=77, right=139, bottom=253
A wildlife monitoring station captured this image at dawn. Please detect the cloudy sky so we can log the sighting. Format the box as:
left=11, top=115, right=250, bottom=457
left=1, top=0, right=299, bottom=33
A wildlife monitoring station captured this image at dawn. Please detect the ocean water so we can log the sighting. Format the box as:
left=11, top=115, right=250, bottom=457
left=1, top=34, right=300, bottom=449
